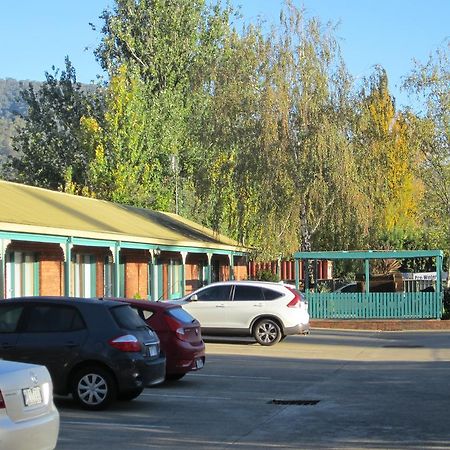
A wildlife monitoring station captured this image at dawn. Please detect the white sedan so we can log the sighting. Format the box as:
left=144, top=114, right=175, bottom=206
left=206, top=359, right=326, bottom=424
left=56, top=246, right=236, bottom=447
left=0, top=360, right=59, bottom=450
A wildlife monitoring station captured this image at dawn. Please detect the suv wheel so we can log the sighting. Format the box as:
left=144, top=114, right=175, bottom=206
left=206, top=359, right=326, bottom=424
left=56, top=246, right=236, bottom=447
left=253, top=319, right=282, bottom=346
left=71, top=366, right=117, bottom=410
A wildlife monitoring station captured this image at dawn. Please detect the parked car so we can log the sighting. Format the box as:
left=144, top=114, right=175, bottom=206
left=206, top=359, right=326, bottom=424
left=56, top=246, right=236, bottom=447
left=170, top=281, right=310, bottom=346
left=0, top=359, right=59, bottom=450
left=334, top=282, right=358, bottom=293
left=0, top=297, right=166, bottom=410
left=111, top=298, right=206, bottom=381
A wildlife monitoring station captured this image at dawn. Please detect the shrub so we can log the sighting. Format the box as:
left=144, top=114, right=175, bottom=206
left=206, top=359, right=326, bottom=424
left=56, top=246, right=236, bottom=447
left=255, top=270, right=280, bottom=282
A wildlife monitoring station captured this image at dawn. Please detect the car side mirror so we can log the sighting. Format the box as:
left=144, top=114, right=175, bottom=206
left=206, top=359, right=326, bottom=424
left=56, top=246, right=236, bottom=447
left=190, top=294, right=198, bottom=302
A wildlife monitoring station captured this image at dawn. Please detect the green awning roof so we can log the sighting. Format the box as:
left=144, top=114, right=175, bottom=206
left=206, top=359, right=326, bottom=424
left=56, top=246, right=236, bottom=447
left=0, top=180, right=245, bottom=252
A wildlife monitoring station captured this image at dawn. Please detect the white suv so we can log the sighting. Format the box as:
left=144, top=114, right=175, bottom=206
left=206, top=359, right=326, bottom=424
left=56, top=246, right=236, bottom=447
left=171, top=281, right=309, bottom=346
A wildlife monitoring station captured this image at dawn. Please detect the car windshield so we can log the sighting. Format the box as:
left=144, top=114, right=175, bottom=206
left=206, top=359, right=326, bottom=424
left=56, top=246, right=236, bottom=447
left=110, top=305, right=148, bottom=330
left=167, top=307, right=197, bottom=324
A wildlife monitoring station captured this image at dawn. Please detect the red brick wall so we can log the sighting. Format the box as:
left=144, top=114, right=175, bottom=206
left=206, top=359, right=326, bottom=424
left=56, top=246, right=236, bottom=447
left=123, top=250, right=150, bottom=299
left=40, top=254, right=64, bottom=296
left=234, top=257, right=248, bottom=280
left=185, top=254, right=207, bottom=293
left=96, top=258, right=105, bottom=297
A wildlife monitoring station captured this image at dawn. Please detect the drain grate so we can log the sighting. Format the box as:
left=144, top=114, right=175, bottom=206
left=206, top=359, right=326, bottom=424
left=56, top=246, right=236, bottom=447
left=270, top=399, right=320, bottom=405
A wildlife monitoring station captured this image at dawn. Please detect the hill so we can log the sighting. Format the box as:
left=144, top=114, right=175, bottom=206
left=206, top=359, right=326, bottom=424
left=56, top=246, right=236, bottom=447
left=0, top=78, right=42, bottom=161
left=0, top=78, right=97, bottom=162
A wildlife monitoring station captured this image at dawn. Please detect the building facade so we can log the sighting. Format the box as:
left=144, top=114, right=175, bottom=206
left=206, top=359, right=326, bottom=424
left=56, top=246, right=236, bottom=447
left=0, top=181, right=248, bottom=300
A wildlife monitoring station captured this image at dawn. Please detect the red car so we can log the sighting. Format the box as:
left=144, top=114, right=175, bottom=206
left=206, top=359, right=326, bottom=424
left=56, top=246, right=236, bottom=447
left=113, top=298, right=206, bottom=381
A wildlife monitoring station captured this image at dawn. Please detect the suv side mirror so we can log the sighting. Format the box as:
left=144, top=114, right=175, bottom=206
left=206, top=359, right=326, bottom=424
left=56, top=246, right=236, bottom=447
left=190, top=294, right=198, bottom=302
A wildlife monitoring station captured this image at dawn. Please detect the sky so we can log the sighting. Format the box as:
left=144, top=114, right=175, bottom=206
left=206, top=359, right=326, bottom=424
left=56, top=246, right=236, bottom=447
left=1, top=0, right=448, bottom=109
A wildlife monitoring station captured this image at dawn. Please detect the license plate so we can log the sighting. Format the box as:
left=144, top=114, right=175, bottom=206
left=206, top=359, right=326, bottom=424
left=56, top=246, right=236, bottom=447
left=147, top=345, right=158, bottom=357
left=195, top=358, right=204, bottom=369
left=22, top=387, right=42, bottom=407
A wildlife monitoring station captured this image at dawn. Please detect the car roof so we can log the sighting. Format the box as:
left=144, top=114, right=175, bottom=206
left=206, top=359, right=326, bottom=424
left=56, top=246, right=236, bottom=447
left=102, top=297, right=179, bottom=311
left=201, top=280, right=289, bottom=287
left=3, top=296, right=125, bottom=308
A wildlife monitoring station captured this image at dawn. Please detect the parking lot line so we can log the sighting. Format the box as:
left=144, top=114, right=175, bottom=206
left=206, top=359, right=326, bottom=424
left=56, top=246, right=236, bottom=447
left=194, top=373, right=272, bottom=380
left=140, top=392, right=232, bottom=400
left=61, top=420, right=171, bottom=431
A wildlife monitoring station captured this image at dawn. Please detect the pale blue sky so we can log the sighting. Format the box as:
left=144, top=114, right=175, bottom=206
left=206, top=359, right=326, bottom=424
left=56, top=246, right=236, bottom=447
left=1, top=1, right=448, bottom=109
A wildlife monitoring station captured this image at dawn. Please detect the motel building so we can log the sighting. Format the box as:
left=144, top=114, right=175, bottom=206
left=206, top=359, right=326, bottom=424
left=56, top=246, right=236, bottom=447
left=0, top=180, right=249, bottom=301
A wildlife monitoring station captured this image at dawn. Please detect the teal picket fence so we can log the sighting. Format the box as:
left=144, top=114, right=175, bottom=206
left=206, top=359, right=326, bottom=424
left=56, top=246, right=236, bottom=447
left=305, top=292, right=443, bottom=319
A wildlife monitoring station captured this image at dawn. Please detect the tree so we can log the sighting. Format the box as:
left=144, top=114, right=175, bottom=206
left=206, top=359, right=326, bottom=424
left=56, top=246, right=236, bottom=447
left=353, top=67, right=423, bottom=249
left=87, top=0, right=232, bottom=214
left=265, top=4, right=364, bottom=255
left=3, top=58, right=102, bottom=189
left=82, top=66, right=174, bottom=209
left=187, top=25, right=266, bottom=249
left=403, top=43, right=450, bottom=256
left=190, top=2, right=366, bottom=258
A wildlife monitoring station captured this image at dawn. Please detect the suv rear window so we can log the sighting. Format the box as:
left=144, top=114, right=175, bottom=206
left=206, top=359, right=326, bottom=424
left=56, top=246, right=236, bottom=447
left=167, top=307, right=196, bottom=324
left=111, top=305, right=147, bottom=330
left=262, top=288, right=283, bottom=300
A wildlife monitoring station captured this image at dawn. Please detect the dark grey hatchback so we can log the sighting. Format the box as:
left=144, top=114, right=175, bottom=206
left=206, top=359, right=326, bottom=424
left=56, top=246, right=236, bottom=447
left=0, top=297, right=166, bottom=410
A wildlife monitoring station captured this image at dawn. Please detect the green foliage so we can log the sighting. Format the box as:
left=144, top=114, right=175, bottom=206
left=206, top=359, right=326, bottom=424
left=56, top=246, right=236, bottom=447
left=352, top=67, right=424, bottom=250
left=0, top=0, right=448, bottom=265
left=403, top=43, right=450, bottom=261
left=82, top=66, right=175, bottom=209
left=0, top=78, right=41, bottom=162
left=2, top=58, right=102, bottom=190
left=254, top=270, right=280, bottom=282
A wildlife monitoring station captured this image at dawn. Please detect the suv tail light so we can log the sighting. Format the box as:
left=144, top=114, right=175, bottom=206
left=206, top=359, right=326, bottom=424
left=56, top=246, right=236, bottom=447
left=286, top=287, right=303, bottom=308
left=164, top=314, right=189, bottom=341
left=108, top=334, right=142, bottom=352
left=0, top=390, right=5, bottom=409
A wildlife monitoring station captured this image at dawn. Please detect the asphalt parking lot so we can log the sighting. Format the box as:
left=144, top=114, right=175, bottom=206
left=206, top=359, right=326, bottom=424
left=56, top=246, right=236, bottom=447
left=55, top=330, right=450, bottom=450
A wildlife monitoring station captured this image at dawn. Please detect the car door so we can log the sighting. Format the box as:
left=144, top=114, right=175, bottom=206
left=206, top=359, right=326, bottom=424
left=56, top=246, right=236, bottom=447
left=182, top=285, right=233, bottom=329
left=230, top=285, right=267, bottom=328
left=0, top=303, right=26, bottom=361
left=14, top=303, right=88, bottom=391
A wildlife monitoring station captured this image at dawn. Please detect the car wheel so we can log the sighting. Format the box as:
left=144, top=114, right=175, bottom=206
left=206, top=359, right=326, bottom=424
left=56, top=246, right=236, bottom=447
left=71, top=366, right=117, bottom=410
left=165, top=373, right=186, bottom=381
left=253, top=319, right=282, bottom=346
left=118, top=388, right=143, bottom=401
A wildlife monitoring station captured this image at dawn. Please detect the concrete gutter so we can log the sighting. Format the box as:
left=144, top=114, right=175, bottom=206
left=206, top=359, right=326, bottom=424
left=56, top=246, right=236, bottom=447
left=311, top=319, right=450, bottom=331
